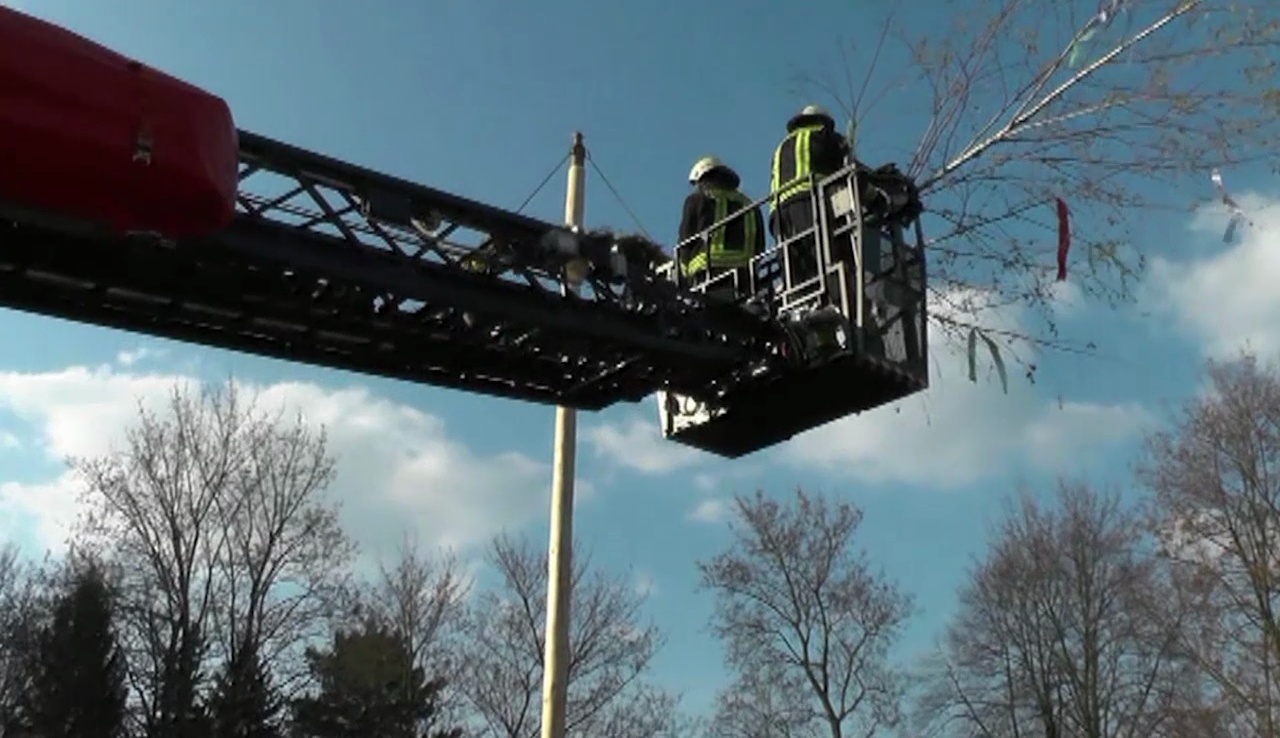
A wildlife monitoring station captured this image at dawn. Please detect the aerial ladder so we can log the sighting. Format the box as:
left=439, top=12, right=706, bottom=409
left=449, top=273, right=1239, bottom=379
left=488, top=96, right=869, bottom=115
left=0, top=6, right=928, bottom=458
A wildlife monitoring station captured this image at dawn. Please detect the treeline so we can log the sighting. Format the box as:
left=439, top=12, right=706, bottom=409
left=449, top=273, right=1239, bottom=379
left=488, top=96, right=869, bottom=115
left=0, top=384, right=680, bottom=738
left=698, top=353, right=1280, bottom=738
left=2, top=352, right=1279, bottom=737
left=907, top=353, right=1280, bottom=738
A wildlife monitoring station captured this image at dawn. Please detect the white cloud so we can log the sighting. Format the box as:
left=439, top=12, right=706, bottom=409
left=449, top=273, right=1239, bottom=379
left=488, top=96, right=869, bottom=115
left=1021, top=400, right=1151, bottom=468
left=0, top=431, right=20, bottom=450
left=1146, top=192, right=1280, bottom=357
left=1157, top=510, right=1232, bottom=565
left=588, top=287, right=1151, bottom=490
left=0, top=475, right=79, bottom=554
left=583, top=413, right=708, bottom=475
left=527, top=254, right=1158, bottom=495
left=116, top=347, right=165, bottom=367
left=1048, top=279, right=1085, bottom=317
left=690, top=461, right=772, bottom=496
left=634, top=571, right=658, bottom=597
left=0, top=365, right=554, bottom=556
left=778, top=287, right=1153, bottom=488
left=687, top=498, right=729, bottom=525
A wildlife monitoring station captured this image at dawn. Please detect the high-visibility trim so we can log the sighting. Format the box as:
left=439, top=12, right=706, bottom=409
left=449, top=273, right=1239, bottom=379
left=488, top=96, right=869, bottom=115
left=684, top=188, right=754, bottom=276
left=769, top=125, right=821, bottom=214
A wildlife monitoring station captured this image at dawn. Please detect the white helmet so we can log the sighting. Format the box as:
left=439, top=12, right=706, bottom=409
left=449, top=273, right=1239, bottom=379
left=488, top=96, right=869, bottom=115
left=787, top=104, right=835, bottom=132
left=688, top=156, right=730, bottom=184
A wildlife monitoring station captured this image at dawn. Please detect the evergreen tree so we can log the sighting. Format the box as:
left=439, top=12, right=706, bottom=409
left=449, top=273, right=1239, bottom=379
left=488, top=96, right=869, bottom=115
left=16, top=561, right=127, bottom=738
left=152, top=623, right=213, bottom=738
left=208, top=646, right=282, bottom=738
left=290, top=618, right=459, bottom=738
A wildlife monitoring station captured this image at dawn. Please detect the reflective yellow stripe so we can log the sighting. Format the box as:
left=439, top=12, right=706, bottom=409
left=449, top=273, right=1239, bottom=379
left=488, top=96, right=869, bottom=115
left=770, top=137, right=787, bottom=200
left=685, top=190, right=753, bottom=276
left=769, top=132, right=794, bottom=212
left=770, top=126, right=819, bottom=213
left=708, top=194, right=730, bottom=253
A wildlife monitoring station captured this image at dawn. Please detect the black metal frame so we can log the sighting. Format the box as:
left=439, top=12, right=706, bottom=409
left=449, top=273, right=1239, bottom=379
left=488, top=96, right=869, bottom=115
left=657, top=159, right=930, bottom=457
left=0, top=125, right=932, bottom=458
left=668, top=160, right=928, bottom=376
left=818, top=165, right=929, bottom=375
left=0, top=130, right=775, bottom=410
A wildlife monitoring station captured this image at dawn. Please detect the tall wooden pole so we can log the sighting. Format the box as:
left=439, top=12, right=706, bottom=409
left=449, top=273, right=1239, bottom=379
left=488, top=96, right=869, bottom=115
left=539, top=131, right=586, bottom=738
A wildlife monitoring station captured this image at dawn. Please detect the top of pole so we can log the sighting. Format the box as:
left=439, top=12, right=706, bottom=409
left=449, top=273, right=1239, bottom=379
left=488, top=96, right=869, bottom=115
left=571, top=132, right=586, bottom=164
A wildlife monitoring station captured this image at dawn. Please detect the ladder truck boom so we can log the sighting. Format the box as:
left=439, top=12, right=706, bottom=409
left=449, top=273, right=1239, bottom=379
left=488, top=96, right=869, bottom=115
left=0, top=124, right=775, bottom=410
left=0, top=5, right=772, bottom=410
left=0, top=5, right=929, bottom=458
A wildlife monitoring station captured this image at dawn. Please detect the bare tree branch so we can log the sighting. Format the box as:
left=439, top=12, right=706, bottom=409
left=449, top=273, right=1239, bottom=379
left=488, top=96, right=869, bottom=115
left=0, top=543, right=41, bottom=737
left=705, top=661, right=822, bottom=738
left=1141, top=352, right=1280, bottom=736
left=365, top=534, right=472, bottom=735
left=699, top=489, right=914, bottom=738
left=71, top=380, right=355, bottom=735
left=212, top=382, right=356, bottom=714
left=915, top=480, right=1199, bottom=738
left=806, top=0, right=1280, bottom=358
left=455, top=534, right=678, bottom=738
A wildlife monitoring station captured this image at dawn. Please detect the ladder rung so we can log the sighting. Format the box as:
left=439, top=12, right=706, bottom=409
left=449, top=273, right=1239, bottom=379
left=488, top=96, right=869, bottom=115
left=780, top=285, right=824, bottom=307
left=782, top=296, right=821, bottom=314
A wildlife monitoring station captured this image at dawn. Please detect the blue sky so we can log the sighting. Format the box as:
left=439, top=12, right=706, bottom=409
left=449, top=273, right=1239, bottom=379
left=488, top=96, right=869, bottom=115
left=3, top=0, right=1279, bottom=722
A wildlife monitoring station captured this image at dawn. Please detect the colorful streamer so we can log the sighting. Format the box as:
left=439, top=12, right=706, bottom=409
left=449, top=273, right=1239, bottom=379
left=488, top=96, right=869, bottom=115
left=1211, top=168, right=1252, bottom=243
left=1068, top=0, right=1128, bottom=67
left=1055, top=197, right=1071, bottom=281
left=967, top=328, right=1009, bottom=394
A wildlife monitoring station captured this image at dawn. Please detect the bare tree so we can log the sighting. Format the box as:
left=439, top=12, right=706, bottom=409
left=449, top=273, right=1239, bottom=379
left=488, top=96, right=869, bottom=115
left=365, top=535, right=472, bottom=735
left=0, top=543, right=39, bottom=737
left=915, top=480, right=1194, bottom=738
left=455, top=534, right=679, bottom=738
left=72, top=380, right=355, bottom=736
left=698, top=489, right=914, bottom=738
left=74, top=385, right=232, bottom=736
left=808, top=0, right=1280, bottom=359
left=211, top=385, right=355, bottom=696
left=705, top=660, right=819, bottom=738
left=1141, top=352, right=1280, bottom=736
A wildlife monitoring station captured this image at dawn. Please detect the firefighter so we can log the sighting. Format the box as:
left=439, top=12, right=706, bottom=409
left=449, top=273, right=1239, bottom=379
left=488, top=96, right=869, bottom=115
left=768, top=104, right=849, bottom=284
left=678, top=156, right=764, bottom=299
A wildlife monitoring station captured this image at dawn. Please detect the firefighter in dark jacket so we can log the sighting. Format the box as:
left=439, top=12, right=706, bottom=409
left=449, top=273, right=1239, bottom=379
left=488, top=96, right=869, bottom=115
left=769, top=104, right=849, bottom=283
left=678, top=156, right=764, bottom=298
